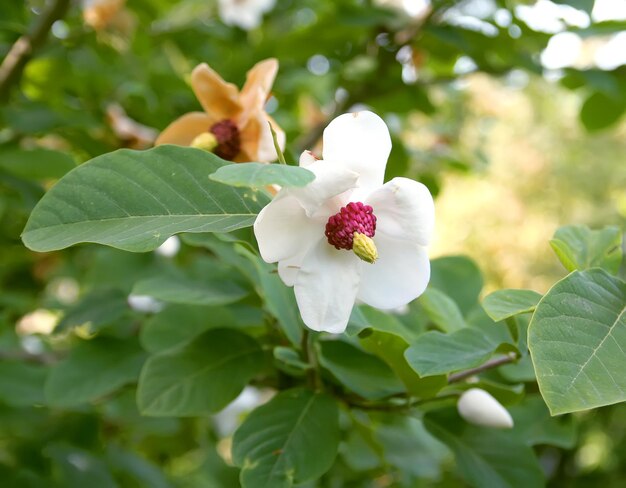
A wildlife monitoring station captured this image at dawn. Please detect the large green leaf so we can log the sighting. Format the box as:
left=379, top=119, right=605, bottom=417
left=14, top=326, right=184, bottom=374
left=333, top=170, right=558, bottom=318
left=579, top=91, right=626, bottom=132
left=210, top=162, right=315, bottom=188
left=482, top=289, right=542, bottom=322
left=45, top=338, right=146, bottom=407
left=528, top=269, right=626, bottom=415
left=549, top=225, right=622, bottom=274
left=318, top=340, right=404, bottom=400
left=22, top=145, right=269, bottom=252
left=232, top=388, right=340, bottom=488
left=132, top=275, right=247, bottom=306
left=425, top=410, right=545, bottom=488
left=137, top=328, right=264, bottom=416
left=405, top=328, right=506, bottom=377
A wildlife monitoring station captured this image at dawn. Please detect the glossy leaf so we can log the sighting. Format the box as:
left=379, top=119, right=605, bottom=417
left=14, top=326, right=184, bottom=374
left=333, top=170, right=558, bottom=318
left=405, top=328, right=506, bottom=377
left=430, top=256, right=483, bottom=315
left=482, top=289, right=542, bottom=322
left=210, top=162, right=315, bottom=188
left=22, top=145, right=269, bottom=252
left=137, top=328, right=263, bottom=416
left=232, top=388, right=340, bottom=488
left=529, top=269, right=626, bottom=414
left=549, top=224, right=622, bottom=274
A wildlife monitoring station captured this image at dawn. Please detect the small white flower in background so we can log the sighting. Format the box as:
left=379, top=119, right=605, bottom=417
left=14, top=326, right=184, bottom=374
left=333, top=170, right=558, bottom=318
left=17, top=309, right=58, bottom=335
left=218, top=0, right=276, bottom=30
left=155, top=235, right=181, bottom=258
left=457, top=388, right=514, bottom=429
left=254, top=111, right=435, bottom=333
left=213, top=386, right=272, bottom=437
left=127, top=294, right=164, bottom=314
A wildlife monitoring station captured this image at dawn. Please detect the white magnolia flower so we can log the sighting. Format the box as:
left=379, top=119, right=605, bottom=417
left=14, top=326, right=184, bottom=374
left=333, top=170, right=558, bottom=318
left=254, top=111, right=435, bottom=333
left=218, top=0, right=276, bottom=31
left=457, top=388, right=514, bottom=429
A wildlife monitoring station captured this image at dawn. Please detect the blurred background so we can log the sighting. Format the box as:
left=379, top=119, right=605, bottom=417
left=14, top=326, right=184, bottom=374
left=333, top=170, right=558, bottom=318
left=1, top=0, right=625, bottom=486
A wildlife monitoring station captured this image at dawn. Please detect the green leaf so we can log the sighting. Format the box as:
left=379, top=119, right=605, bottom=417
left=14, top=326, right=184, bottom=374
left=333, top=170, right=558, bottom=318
left=579, top=91, right=626, bottom=132
left=22, top=145, right=269, bottom=252
left=56, top=288, right=129, bottom=333
left=232, top=388, right=340, bottom=488
left=209, top=162, right=315, bottom=188
left=137, top=328, right=264, bottom=416
left=430, top=256, right=483, bottom=315
left=509, top=396, right=576, bottom=448
left=132, top=275, right=247, bottom=306
left=360, top=330, right=446, bottom=398
left=405, top=328, right=505, bottom=377
left=273, top=346, right=310, bottom=376
left=237, top=247, right=304, bottom=347
left=318, top=340, right=404, bottom=400
left=140, top=304, right=262, bottom=353
left=482, top=289, right=543, bottom=322
left=419, top=287, right=467, bottom=332
left=0, top=147, right=76, bottom=180
left=528, top=268, right=626, bottom=415
left=424, top=410, right=545, bottom=488
left=549, top=224, right=622, bottom=274
left=45, top=338, right=146, bottom=407
left=0, top=361, right=46, bottom=407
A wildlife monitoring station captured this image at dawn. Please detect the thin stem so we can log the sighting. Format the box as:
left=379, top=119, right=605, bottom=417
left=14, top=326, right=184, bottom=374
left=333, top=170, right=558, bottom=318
left=0, top=0, right=72, bottom=102
left=268, top=122, right=286, bottom=164
left=347, top=393, right=459, bottom=412
left=448, top=353, right=518, bottom=384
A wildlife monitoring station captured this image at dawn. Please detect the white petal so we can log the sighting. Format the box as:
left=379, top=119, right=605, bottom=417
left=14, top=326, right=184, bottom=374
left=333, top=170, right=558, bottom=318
left=277, top=248, right=308, bottom=287
left=457, top=388, right=514, bottom=429
left=365, top=177, right=435, bottom=246
left=254, top=194, right=322, bottom=263
left=294, top=241, right=361, bottom=333
left=299, top=150, right=318, bottom=167
left=357, top=235, right=430, bottom=310
left=322, top=111, right=391, bottom=189
left=288, top=160, right=358, bottom=217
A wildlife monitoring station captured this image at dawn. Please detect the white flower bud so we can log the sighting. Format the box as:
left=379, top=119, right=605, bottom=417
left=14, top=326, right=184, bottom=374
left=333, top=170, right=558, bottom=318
left=127, top=294, right=164, bottom=314
left=457, top=388, right=514, bottom=429
left=155, top=235, right=181, bottom=258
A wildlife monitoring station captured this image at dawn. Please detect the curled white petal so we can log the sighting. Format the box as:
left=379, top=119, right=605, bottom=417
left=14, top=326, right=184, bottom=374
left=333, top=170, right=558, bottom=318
left=254, top=194, right=322, bottom=263
left=322, top=111, right=391, bottom=189
left=294, top=240, right=361, bottom=333
left=365, top=177, right=435, bottom=246
left=299, top=150, right=318, bottom=167
left=357, top=235, right=430, bottom=309
left=288, top=160, right=359, bottom=217
left=457, top=388, right=514, bottom=429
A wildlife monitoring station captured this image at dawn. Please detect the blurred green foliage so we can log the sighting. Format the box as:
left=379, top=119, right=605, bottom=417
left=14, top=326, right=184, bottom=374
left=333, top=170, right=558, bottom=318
left=1, top=0, right=625, bottom=487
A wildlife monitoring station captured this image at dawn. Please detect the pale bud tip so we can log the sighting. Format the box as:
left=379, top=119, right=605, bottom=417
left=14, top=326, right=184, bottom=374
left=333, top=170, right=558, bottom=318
left=457, top=388, right=514, bottom=429
left=352, top=232, right=378, bottom=264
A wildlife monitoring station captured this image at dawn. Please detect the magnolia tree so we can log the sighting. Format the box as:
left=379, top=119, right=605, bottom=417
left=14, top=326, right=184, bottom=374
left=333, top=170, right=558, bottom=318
left=2, top=0, right=626, bottom=487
